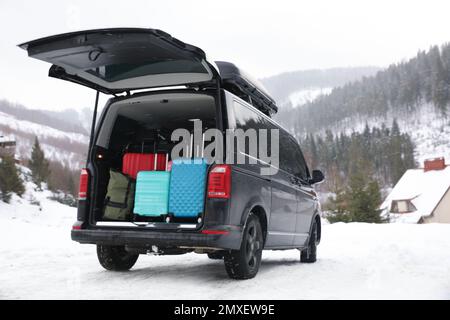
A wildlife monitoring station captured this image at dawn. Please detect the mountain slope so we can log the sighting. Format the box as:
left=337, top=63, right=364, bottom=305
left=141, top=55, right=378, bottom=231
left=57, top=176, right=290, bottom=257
left=261, top=67, right=381, bottom=132
left=273, top=44, right=450, bottom=164
left=0, top=100, right=88, bottom=136
left=43, top=107, right=94, bottom=134
left=261, top=66, right=381, bottom=105
left=0, top=102, right=89, bottom=169
left=289, top=44, right=450, bottom=132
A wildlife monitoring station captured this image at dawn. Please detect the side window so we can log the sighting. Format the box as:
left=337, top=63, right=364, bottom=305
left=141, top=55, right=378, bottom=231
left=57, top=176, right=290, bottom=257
left=279, top=132, right=309, bottom=180
left=232, top=100, right=268, bottom=157
left=233, top=100, right=265, bottom=131
left=279, top=131, right=297, bottom=174
left=291, top=141, right=309, bottom=181
left=232, top=99, right=305, bottom=179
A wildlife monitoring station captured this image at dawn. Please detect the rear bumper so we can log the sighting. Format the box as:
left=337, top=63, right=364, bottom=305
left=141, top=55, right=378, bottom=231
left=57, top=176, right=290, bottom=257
left=71, top=225, right=242, bottom=250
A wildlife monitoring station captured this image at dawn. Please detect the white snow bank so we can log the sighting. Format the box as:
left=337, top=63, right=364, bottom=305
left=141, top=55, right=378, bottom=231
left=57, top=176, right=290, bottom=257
left=1, top=195, right=449, bottom=300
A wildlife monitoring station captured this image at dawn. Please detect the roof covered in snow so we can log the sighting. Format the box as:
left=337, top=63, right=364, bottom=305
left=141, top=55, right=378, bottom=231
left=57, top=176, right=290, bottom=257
left=380, top=166, right=450, bottom=223
left=0, top=135, right=15, bottom=143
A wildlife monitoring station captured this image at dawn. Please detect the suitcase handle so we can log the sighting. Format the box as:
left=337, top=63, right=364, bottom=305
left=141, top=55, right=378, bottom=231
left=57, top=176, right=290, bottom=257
left=154, top=153, right=170, bottom=171
left=141, top=138, right=157, bottom=154
left=122, top=138, right=156, bottom=155
left=189, top=132, right=205, bottom=159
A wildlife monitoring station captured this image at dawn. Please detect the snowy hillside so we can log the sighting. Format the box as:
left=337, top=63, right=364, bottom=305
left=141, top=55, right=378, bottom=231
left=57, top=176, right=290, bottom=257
left=260, top=67, right=380, bottom=104
left=321, top=103, right=450, bottom=164
left=0, top=111, right=88, bottom=169
left=287, top=87, right=332, bottom=107
left=1, top=183, right=449, bottom=299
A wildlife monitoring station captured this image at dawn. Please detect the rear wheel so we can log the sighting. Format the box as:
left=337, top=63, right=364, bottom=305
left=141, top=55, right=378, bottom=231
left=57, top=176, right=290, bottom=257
left=96, top=245, right=139, bottom=271
left=300, top=220, right=318, bottom=263
left=224, top=214, right=263, bottom=279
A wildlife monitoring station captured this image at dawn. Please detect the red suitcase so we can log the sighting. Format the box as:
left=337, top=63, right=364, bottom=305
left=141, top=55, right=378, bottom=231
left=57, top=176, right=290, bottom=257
left=122, top=153, right=168, bottom=179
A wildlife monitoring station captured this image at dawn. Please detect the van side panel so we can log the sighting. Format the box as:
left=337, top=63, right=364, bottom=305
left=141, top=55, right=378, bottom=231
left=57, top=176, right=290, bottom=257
left=228, top=167, right=272, bottom=230
left=266, top=171, right=298, bottom=248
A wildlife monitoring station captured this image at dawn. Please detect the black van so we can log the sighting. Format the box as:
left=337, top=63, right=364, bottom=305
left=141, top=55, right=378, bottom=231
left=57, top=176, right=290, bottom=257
left=20, top=28, right=324, bottom=279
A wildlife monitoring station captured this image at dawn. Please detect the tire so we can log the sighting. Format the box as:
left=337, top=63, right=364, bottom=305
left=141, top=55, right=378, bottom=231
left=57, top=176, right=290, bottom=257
left=96, top=245, right=139, bottom=271
left=224, top=214, right=263, bottom=279
left=300, top=220, right=318, bottom=263
left=207, top=251, right=225, bottom=260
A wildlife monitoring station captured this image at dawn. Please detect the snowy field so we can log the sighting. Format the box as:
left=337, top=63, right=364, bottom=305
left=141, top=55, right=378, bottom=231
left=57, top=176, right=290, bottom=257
left=1, top=190, right=450, bottom=300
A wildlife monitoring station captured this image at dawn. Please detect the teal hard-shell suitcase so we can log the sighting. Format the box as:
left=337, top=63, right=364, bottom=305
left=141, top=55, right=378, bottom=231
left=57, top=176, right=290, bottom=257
left=134, top=171, right=170, bottom=217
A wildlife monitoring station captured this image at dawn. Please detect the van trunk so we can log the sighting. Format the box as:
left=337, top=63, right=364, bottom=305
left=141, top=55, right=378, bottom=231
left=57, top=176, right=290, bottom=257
left=87, top=90, right=219, bottom=228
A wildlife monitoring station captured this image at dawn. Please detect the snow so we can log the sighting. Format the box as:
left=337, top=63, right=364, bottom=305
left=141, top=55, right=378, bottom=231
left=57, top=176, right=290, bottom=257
left=1, top=187, right=450, bottom=299
left=287, top=87, right=332, bottom=107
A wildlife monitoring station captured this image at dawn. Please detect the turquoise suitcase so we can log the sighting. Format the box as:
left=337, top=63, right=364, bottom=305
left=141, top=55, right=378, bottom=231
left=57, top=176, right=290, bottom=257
left=168, top=158, right=208, bottom=218
left=134, top=171, right=170, bottom=217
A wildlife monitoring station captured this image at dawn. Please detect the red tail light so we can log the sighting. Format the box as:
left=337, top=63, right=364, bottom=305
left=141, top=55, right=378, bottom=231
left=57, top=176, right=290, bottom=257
left=207, top=165, right=231, bottom=199
left=78, top=168, right=89, bottom=200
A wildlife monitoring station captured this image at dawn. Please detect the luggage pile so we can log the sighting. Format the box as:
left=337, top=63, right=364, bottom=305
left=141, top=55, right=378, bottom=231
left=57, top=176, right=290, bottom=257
left=103, top=140, right=208, bottom=223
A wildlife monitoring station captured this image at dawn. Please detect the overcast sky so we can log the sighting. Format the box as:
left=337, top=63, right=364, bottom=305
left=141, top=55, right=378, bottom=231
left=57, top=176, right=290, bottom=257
left=1, top=0, right=449, bottom=111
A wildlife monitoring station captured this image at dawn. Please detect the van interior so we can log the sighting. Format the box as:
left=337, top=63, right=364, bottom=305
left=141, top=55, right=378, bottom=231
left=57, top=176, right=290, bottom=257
left=91, top=92, right=218, bottom=224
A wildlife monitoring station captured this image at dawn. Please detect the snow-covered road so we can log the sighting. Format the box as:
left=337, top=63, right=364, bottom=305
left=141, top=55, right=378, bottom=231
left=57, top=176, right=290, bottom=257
left=1, top=195, right=450, bottom=300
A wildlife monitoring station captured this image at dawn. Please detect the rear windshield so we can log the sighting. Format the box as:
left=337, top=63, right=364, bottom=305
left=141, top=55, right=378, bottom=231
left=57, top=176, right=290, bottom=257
left=86, top=60, right=208, bottom=83
left=96, top=92, right=216, bottom=154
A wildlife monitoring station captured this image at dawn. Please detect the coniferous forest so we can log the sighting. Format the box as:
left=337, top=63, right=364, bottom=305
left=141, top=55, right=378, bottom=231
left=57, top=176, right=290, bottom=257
left=289, top=43, right=450, bottom=135
left=300, top=120, right=415, bottom=192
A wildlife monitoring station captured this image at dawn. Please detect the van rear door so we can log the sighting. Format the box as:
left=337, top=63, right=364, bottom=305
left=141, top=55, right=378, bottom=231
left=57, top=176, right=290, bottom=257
left=19, top=28, right=218, bottom=94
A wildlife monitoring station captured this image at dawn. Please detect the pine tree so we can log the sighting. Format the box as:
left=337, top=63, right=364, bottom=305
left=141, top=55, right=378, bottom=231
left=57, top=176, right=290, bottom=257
left=309, top=133, right=318, bottom=170
left=401, top=133, right=416, bottom=170
left=346, top=171, right=384, bottom=223
left=429, top=46, right=448, bottom=112
left=29, top=137, right=50, bottom=189
left=325, top=188, right=352, bottom=223
left=388, top=119, right=405, bottom=185
left=0, top=155, right=25, bottom=203
left=326, top=156, right=384, bottom=223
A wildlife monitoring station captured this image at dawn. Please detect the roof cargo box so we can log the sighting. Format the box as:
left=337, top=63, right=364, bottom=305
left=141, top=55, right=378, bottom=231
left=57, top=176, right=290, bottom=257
left=215, top=61, right=278, bottom=117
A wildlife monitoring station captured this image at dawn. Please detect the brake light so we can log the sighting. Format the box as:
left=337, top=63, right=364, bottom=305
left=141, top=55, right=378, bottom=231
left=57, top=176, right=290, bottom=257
left=207, top=165, right=231, bottom=199
left=78, top=168, right=89, bottom=200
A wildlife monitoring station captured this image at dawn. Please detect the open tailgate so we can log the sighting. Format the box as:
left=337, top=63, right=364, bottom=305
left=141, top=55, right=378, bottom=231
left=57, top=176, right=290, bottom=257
left=19, top=28, right=218, bottom=94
